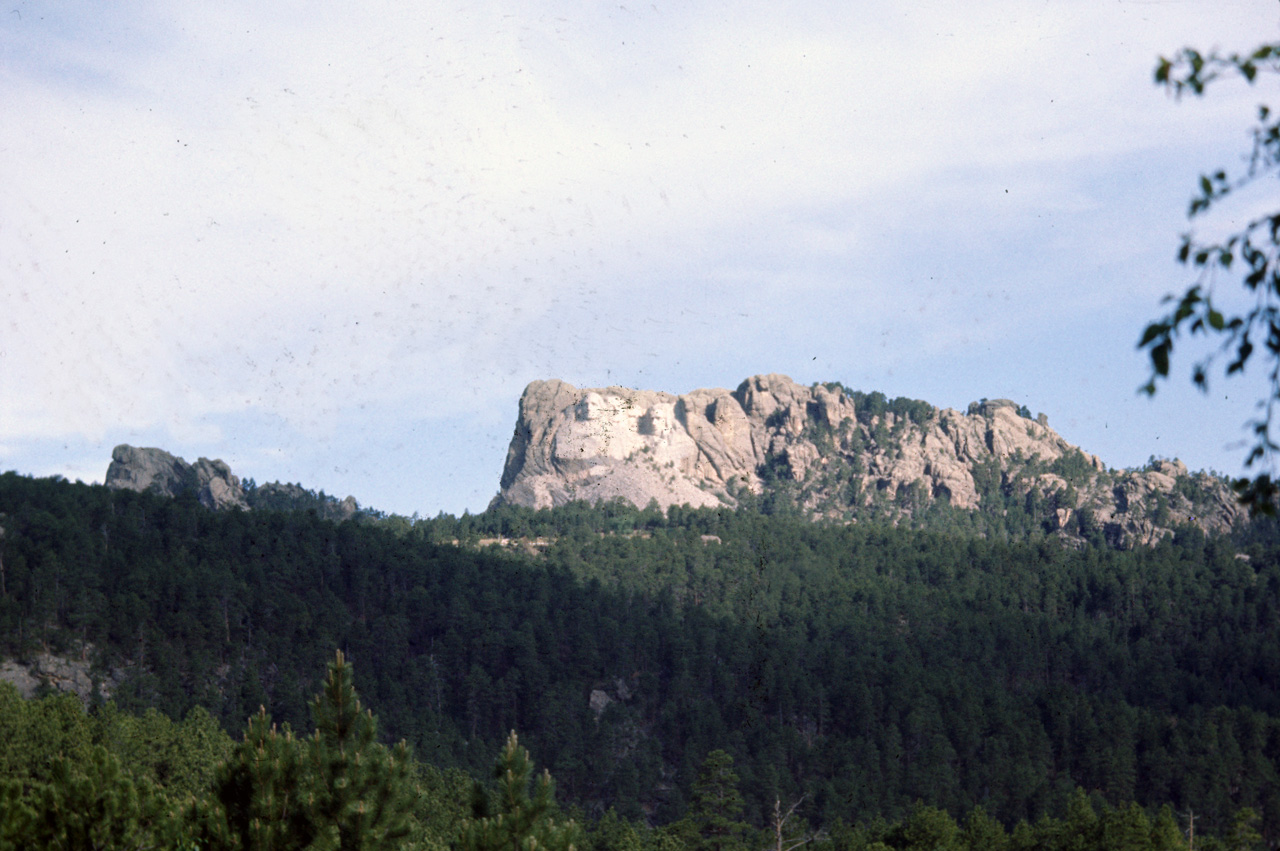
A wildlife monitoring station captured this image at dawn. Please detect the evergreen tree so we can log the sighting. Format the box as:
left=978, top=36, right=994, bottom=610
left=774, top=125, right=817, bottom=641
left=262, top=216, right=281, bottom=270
left=669, top=751, right=751, bottom=851
left=1150, top=806, right=1187, bottom=851
left=463, top=731, right=581, bottom=851
left=0, top=781, right=33, bottom=851
left=1099, top=803, right=1155, bottom=851
left=897, top=802, right=961, bottom=851
left=195, top=650, right=414, bottom=851
left=306, top=650, right=414, bottom=851
left=1222, top=807, right=1263, bottom=851
left=959, top=806, right=1008, bottom=851
left=0, top=745, right=183, bottom=851
left=1060, top=788, right=1101, bottom=851
left=195, top=707, right=312, bottom=851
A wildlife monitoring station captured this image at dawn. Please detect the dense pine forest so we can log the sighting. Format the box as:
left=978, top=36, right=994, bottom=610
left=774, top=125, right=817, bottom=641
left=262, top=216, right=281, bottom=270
left=1, top=470, right=1279, bottom=849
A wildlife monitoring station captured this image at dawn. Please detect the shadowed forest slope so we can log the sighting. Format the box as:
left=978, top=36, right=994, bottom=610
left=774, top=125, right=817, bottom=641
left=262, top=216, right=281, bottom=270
left=1, top=472, right=1279, bottom=838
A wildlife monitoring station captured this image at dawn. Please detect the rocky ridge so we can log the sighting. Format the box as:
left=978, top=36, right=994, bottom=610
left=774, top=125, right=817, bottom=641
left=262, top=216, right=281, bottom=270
left=105, top=445, right=360, bottom=521
left=493, top=374, right=1243, bottom=547
left=105, top=445, right=249, bottom=510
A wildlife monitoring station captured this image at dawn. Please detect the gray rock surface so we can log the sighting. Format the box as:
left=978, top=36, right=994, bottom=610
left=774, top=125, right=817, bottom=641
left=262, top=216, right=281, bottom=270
left=106, top=445, right=249, bottom=510
left=493, top=374, right=1243, bottom=547
left=0, top=649, right=120, bottom=704
left=105, top=446, right=360, bottom=520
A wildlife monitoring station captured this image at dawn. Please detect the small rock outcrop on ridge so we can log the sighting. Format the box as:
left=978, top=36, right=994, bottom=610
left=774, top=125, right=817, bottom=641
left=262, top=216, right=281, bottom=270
left=105, top=445, right=360, bottom=520
left=493, top=375, right=1243, bottom=547
left=105, top=445, right=248, bottom=510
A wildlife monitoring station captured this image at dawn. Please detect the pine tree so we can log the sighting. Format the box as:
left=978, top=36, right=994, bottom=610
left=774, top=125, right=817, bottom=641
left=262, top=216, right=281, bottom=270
left=195, top=650, right=414, bottom=851
left=1099, top=803, right=1155, bottom=851
left=306, top=650, right=414, bottom=851
left=0, top=745, right=183, bottom=851
left=898, top=802, right=962, bottom=851
left=0, top=780, right=35, bottom=851
left=196, top=707, right=312, bottom=851
left=1223, top=807, right=1263, bottom=851
left=669, top=750, right=751, bottom=851
left=1061, top=787, right=1101, bottom=851
left=463, top=731, right=581, bottom=851
left=959, top=806, right=1009, bottom=851
left=1150, top=805, right=1187, bottom=851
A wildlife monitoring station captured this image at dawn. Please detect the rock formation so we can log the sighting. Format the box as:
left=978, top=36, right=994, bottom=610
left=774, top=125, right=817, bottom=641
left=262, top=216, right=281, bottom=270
left=493, top=375, right=1244, bottom=547
left=105, top=445, right=360, bottom=520
left=105, top=445, right=249, bottom=510
left=0, top=647, right=121, bottom=704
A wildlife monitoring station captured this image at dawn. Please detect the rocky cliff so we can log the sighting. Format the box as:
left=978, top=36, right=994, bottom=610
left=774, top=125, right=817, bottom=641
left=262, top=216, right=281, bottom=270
left=105, top=445, right=249, bottom=510
left=105, top=445, right=360, bottom=521
left=493, top=375, right=1243, bottom=547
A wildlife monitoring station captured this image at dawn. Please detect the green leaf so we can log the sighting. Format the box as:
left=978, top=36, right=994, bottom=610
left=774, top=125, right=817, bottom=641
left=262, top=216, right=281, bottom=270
left=1152, top=342, right=1170, bottom=377
left=1138, top=323, right=1167, bottom=347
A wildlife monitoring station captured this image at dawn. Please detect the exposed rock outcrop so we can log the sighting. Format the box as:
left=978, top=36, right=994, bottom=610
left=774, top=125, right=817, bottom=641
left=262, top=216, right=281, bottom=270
left=106, top=445, right=248, bottom=510
left=105, top=445, right=360, bottom=520
left=493, top=375, right=1243, bottom=547
left=0, top=649, right=122, bottom=704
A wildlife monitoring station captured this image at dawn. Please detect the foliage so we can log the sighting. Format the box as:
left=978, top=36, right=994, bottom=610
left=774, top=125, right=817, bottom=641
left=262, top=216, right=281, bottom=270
left=0, top=745, right=184, bottom=851
left=1139, top=41, right=1280, bottom=512
left=1049, top=449, right=1094, bottom=484
left=0, top=636, right=1276, bottom=850
left=0, top=684, right=94, bottom=787
left=92, top=703, right=234, bottom=802
left=194, top=707, right=313, bottom=851
left=667, top=751, right=752, bottom=851
left=307, top=651, right=415, bottom=850
left=3, top=475, right=1280, bottom=841
left=462, top=731, right=581, bottom=851
left=194, top=650, right=414, bottom=851
left=844, top=390, right=934, bottom=428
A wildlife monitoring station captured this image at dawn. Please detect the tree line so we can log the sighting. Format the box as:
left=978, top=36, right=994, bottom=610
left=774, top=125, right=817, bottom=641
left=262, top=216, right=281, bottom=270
left=0, top=652, right=1266, bottom=850
left=1, top=472, right=1279, bottom=843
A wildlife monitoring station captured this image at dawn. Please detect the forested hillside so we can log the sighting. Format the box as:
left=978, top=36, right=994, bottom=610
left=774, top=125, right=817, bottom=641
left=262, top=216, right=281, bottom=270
left=1, top=471, right=1278, bottom=844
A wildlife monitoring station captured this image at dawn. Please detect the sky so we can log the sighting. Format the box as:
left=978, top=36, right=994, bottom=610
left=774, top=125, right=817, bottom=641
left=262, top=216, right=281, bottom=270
left=3, top=0, right=1279, bottom=516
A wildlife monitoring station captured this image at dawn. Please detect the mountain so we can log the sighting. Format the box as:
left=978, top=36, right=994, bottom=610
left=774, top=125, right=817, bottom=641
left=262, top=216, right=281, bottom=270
left=494, top=374, right=1242, bottom=547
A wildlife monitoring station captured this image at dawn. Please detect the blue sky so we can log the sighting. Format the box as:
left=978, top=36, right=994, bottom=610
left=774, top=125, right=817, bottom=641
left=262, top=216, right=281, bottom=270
left=2, top=0, right=1278, bottom=515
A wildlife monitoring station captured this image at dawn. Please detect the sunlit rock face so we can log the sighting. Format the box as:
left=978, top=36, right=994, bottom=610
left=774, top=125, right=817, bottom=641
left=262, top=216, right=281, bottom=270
left=105, top=444, right=248, bottom=510
left=492, top=375, right=1243, bottom=547
left=496, top=380, right=728, bottom=512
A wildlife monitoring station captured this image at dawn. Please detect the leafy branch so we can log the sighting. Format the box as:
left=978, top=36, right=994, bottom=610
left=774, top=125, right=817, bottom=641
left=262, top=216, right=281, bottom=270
left=1140, top=42, right=1280, bottom=512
